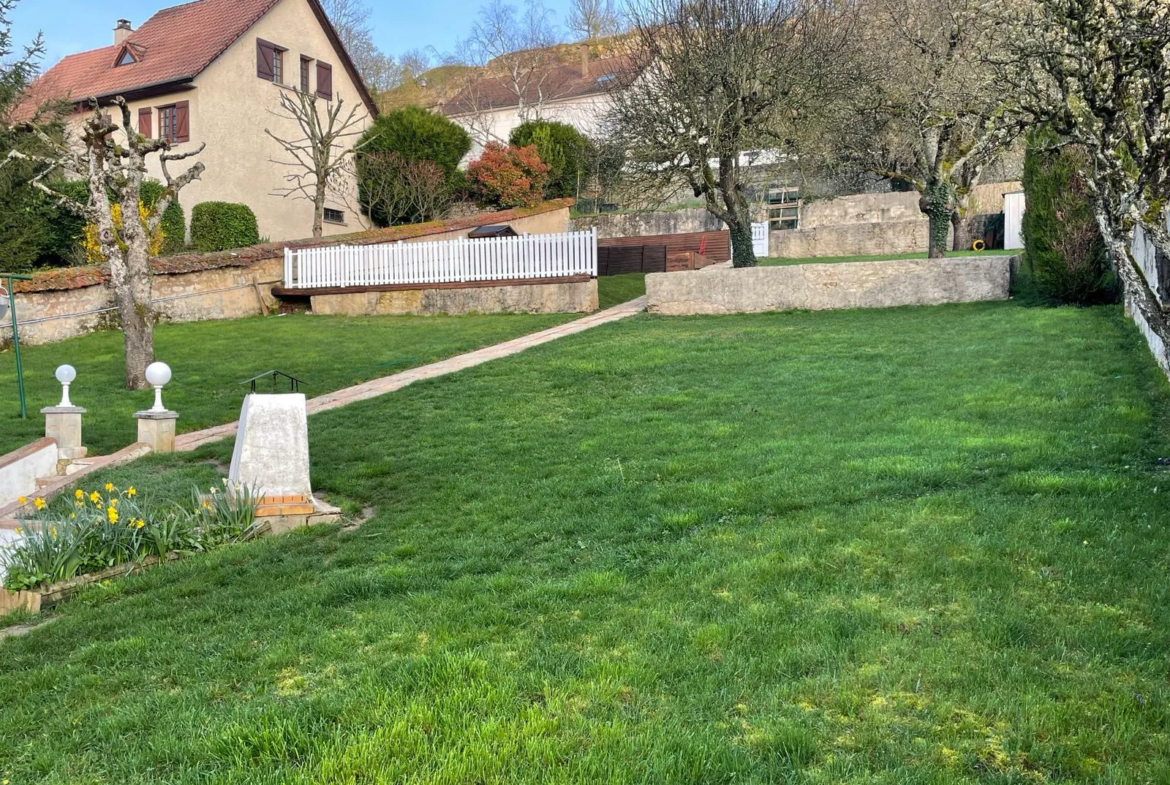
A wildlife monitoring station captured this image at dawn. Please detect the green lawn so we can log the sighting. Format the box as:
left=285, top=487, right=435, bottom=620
left=760, top=249, right=1006, bottom=266
left=597, top=273, right=647, bottom=309
left=4, top=301, right=1170, bottom=783
left=0, top=312, right=575, bottom=456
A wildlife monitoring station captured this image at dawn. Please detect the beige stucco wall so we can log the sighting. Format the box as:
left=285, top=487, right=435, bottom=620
left=311, top=279, right=597, bottom=316
left=69, top=0, right=373, bottom=244
left=646, top=256, right=1014, bottom=315
left=451, top=93, right=612, bottom=162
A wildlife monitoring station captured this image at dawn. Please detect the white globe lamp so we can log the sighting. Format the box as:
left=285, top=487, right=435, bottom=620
left=145, top=362, right=172, bottom=412
left=55, top=364, right=77, bottom=407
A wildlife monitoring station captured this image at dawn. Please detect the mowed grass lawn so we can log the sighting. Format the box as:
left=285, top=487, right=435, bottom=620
left=0, top=311, right=577, bottom=456
left=4, top=301, right=1170, bottom=783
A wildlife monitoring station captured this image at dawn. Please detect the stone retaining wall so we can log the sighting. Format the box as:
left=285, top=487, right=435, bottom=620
left=646, top=256, right=1014, bottom=315
left=311, top=279, right=598, bottom=317
left=2, top=201, right=572, bottom=347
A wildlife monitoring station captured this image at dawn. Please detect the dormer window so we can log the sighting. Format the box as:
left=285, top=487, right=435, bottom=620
left=115, top=46, right=138, bottom=67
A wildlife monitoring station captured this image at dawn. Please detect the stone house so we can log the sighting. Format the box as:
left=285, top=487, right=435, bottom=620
left=20, top=0, right=378, bottom=243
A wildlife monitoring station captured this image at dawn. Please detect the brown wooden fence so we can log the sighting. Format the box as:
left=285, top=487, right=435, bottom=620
left=596, top=230, right=730, bottom=276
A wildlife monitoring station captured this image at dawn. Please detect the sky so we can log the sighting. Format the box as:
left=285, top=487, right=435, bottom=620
left=11, top=0, right=575, bottom=72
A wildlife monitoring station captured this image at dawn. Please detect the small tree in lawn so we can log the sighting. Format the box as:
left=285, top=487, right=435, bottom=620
left=265, top=90, right=367, bottom=238
left=5, top=98, right=204, bottom=389
left=467, top=142, right=549, bottom=208
left=359, top=151, right=453, bottom=225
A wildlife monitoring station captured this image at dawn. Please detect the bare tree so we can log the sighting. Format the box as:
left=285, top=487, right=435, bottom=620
left=1004, top=0, right=1170, bottom=358
left=607, top=0, right=860, bottom=267
left=4, top=99, right=204, bottom=388
left=568, top=0, right=621, bottom=40
left=265, top=90, right=368, bottom=238
left=320, top=0, right=401, bottom=94
left=834, top=0, right=1022, bottom=258
left=454, top=0, right=566, bottom=129
left=359, top=151, right=453, bottom=226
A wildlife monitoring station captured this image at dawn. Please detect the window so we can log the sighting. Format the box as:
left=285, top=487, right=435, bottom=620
left=116, top=48, right=137, bottom=67
left=766, top=187, right=800, bottom=231
left=300, top=56, right=313, bottom=93
left=256, top=39, right=287, bottom=83
left=157, top=101, right=190, bottom=144
left=316, top=61, right=333, bottom=100
left=323, top=208, right=345, bottom=224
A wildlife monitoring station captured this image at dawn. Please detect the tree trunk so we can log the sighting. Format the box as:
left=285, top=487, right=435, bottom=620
left=312, top=183, right=326, bottom=239
left=951, top=211, right=976, bottom=252
left=1097, top=215, right=1170, bottom=369
left=728, top=219, right=757, bottom=268
left=920, top=183, right=953, bottom=259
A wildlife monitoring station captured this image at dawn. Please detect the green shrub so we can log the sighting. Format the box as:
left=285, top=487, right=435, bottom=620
left=1021, top=132, right=1117, bottom=306
left=358, top=106, right=470, bottom=179
left=509, top=120, right=594, bottom=199
left=190, top=202, right=261, bottom=252
left=139, top=180, right=187, bottom=254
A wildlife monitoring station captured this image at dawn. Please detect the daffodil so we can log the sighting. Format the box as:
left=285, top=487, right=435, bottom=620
left=13, top=527, right=21, bottom=535
left=17, top=496, right=26, bottom=505
left=89, top=491, right=101, bottom=504
left=127, top=487, right=137, bottom=497
left=34, top=497, right=46, bottom=510
left=105, top=483, right=115, bottom=492
left=50, top=525, right=57, bottom=538
left=75, top=489, right=84, bottom=499
left=107, top=506, right=119, bottom=524
left=135, top=519, right=145, bottom=529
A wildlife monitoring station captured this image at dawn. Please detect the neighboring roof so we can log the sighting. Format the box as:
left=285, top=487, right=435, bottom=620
left=17, top=0, right=377, bottom=120
left=440, top=55, right=634, bottom=117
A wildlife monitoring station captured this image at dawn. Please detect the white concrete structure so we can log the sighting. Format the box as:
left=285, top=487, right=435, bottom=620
left=229, top=394, right=313, bottom=499
left=1004, top=191, right=1026, bottom=250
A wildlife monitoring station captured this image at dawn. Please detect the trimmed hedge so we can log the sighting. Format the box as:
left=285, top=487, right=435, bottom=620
left=1021, top=131, right=1117, bottom=306
left=190, top=202, right=261, bottom=253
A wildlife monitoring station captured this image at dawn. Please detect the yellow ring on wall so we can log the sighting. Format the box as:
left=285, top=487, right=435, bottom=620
left=971, top=239, right=986, bottom=252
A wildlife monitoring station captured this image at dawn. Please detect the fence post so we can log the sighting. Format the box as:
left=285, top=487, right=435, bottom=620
left=591, top=226, right=598, bottom=278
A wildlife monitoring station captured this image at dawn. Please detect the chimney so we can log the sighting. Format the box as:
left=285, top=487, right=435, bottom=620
left=580, top=44, right=590, bottom=78
left=114, top=19, right=133, bottom=46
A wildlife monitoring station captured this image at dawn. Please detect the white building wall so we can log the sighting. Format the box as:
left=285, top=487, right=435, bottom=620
left=450, top=93, right=613, bottom=163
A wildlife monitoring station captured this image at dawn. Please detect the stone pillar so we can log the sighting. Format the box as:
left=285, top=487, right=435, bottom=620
left=41, top=406, right=87, bottom=460
left=134, top=410, right=179, bottom=453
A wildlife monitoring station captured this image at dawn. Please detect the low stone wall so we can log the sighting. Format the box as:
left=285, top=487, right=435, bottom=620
left=770, top=220, right=937, bottom=259
left=310, top=279, right=598, bottom=317
left=571, top=207, right=724, bottom=239
left=0, top=438, right=58, bottom=508
left=646, top=256, right=1014, bottom=315
left=1, top=201, right=572, bottom=348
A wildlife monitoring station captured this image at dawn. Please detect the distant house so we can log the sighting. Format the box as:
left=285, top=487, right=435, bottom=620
left=440, top=45, right=631, bottom=160
left=19, top=0, right=378, bottom=243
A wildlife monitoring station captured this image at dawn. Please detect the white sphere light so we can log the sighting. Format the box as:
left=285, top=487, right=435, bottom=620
left=55, top=364, right=77, bottom=384
left=145, top=362, right=172, bottom=388
left=145, top=362, right=172, bottom=413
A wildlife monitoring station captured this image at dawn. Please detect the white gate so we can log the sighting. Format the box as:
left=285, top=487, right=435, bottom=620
left=751, top=222, right=770, bottom=257
left=1003, top=192, right=1026, bottom=250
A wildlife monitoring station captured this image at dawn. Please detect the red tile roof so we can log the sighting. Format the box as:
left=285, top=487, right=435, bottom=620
left=440, top=55, right=634, bottom=117
left=17, top=0, right=377, bottom=120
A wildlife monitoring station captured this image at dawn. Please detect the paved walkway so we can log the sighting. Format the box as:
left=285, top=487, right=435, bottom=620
left=1, top=297, right=648, bottom=526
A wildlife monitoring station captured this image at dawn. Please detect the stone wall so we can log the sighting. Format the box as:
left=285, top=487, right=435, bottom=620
left=311, top=279, right=598, bottom=316
left=1, top=201, right=573, bottom=348
left=571, top=208, right=724, bottom=239
left=646, top=256, right=1014, bottom=315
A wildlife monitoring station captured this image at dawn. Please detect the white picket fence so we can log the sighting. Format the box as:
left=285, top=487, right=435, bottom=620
left=283, top=228, right=598, bottom=289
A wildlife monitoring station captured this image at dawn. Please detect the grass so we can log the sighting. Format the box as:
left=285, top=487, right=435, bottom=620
left=759, top=249, right=1004, bottom=266
left=0, top=312, right=575, bottom=456
left=3, top=300, right=1170, bottom=783
left=596, top=273, right=647, bottom=309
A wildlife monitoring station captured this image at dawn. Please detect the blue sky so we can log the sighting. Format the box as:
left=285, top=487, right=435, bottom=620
left=12, top=0, right=574, bottom=71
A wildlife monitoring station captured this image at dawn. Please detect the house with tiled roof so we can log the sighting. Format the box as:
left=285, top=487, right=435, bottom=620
left=440, top=45, right=632, bottom=160
left=21, top=0, right=377, bottom=243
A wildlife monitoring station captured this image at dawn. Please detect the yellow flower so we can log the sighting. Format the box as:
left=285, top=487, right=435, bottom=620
left=17, top=496, right=26, bottom=505
left=13, top=527, right=21, bottom=535
left=105, top=483, right=115, bottom=492
left=135, top=519, right=145, bottom=529
left=75, top=489, right=84, bottom=499
left=107, top=506, right=119, bottom=524
left=110, top=498, right=118, bottom=507
left=127, top=487, right=137, bottom=497
left=34, top=498, right=46, bottom=510
left=50, top=525, right=57, bottom=538
left=201, top=500, right=212, bottom=510
left=75, top=501, right=83, bottom=508
left=89, top=491, right=101, bottom=504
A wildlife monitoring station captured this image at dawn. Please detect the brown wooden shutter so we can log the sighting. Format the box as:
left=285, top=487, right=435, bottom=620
left=316, top=62, right=333, bottom=100
left=256, top=40, right=275, bottom=80
left=174, top=101, right=190, bottom=143
left=138, top=108, right=152, bottom=137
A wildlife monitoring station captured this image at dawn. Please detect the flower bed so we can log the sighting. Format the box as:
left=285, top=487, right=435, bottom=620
left=0, top=482, right=258, bottom=600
